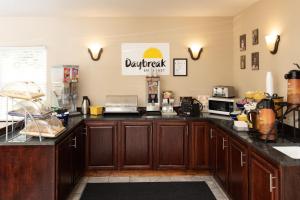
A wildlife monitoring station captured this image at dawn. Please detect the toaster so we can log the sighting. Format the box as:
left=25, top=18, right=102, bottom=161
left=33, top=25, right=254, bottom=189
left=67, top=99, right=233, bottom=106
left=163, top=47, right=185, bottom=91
left=212, top=86, right=235, bottom=98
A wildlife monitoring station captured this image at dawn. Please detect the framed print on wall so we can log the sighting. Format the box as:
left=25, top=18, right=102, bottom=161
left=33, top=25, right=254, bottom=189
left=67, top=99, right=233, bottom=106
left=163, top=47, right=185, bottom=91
left=240, top=55, right=246, bottom=69
left=173, top=58, right=188, bottom=76
left=252, top=29, right=259, bottom=45
left=251, top=52, right=259, bottom=70
left=240, top=34, right=246, bottom=51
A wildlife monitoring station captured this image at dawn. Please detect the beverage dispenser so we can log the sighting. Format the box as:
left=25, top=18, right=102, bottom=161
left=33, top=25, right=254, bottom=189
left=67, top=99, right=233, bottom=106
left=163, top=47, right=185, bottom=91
left=51, top=65, right=80, bottom=115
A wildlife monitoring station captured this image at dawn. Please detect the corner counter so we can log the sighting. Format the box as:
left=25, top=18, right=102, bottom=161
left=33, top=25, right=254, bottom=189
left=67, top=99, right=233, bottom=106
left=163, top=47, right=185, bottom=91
left=0, top=113, right=299, bottom=200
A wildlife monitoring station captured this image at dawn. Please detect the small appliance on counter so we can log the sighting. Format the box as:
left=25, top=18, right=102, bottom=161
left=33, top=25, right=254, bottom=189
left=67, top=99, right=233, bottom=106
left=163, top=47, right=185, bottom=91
left=212, top=86, right=235, bottom=98
left=247, top=98, right=277, bottom=141
left=81, top=96, right=91, bottom=115
left=285, top=63, right=300, bottom=104
left=51, top=65, right=81, bottom=116
left=104, top=95, right=139, bottom=115
left=145, top=76, right=161, bottom=115
left=178, top=97, right=203, bottom=117
left=161, top=91, right=177, bottom=116
left=208, top=97, right=237, bottom=116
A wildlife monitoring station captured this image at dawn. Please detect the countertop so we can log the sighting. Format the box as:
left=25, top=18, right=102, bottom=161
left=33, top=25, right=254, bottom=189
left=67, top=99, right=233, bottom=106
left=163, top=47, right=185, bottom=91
left=0, top=112, right=299, bottom=167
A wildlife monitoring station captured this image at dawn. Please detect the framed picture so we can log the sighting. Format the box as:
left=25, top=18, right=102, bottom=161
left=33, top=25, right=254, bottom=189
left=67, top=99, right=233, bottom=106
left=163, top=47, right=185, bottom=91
left=240, top=34, right=246, bottom=51
left=240, top=55, right=246, bottom=69
left=251, top=52, right=259, bottom=70
left=252, top=29, right=259, bottom=45
left=173, top=58, right=188, bottom=76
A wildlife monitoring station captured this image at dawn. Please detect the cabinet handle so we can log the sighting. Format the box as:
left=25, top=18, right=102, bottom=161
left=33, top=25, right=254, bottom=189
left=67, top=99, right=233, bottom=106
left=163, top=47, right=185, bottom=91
left=186, top=126, right=189, bottom=137
left=82, top=127, right=87, bottom=136
left=269, top=174, right=277, bottom=192
left=222, top=138, right=228, bottom=150
left=240, top=152, right=246, bottom=167
left=210, top=128, right=215, bottom=139
left=71, top=136, right=77, bottom=148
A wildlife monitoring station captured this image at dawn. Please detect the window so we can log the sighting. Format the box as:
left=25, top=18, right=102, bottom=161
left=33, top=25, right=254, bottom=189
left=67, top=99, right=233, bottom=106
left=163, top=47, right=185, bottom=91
left=0, top=46, right=47, bottom=121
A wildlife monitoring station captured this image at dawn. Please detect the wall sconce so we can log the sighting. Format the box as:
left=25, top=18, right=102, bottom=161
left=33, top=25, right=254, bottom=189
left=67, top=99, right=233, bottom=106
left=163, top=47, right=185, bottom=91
left=265, top=34, right=280, bottom=54
left=188, top=44, right=203, bottom=60
left=88, top=44, right=103, bottom=61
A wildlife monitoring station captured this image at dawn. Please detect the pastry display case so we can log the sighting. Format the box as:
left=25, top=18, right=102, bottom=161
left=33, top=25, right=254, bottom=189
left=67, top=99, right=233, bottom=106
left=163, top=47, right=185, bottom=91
left=0, top=81, right=65, bottom=142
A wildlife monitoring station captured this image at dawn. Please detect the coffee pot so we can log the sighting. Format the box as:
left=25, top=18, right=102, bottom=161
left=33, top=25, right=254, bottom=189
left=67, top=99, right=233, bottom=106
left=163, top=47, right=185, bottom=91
left=247, top=98, right=276, bottom=140
left=81, top=96, right=91, bottom=115
left=284, top=63, right=300, bottom=104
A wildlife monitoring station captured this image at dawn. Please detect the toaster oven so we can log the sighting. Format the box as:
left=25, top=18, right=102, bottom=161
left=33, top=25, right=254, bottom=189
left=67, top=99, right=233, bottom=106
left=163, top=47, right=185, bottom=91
left=212, top=86, right=235, bottom=98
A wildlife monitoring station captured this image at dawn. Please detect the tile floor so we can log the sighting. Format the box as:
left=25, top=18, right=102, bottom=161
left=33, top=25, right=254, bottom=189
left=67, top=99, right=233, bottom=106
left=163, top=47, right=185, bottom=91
left=67, top=175, right=229, bottom=200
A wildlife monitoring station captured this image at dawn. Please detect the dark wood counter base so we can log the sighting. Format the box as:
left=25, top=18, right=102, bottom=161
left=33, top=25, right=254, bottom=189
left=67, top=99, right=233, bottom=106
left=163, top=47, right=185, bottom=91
left=1, top=117, right=300, bottom=200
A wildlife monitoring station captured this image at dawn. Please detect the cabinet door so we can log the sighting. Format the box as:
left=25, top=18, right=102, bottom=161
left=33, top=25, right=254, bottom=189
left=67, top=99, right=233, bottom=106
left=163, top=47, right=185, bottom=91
left=57, top=133, right=74, bottom=200
left=228, top=138, right=248, bottom=200
left=209, top=127, right=217, bottom=173
left=216, top=130, right=229, bottom=189
left=155, top=121, right=189, bottom=169
left=249, top=152, right=279, bottom=200
left=86, top=121, right=118, bottom=169
left=191, top=122, right=209, bottom=169
left=120, top=121, right=153, bottom=169
left=73, top=124, right=86, bottom=185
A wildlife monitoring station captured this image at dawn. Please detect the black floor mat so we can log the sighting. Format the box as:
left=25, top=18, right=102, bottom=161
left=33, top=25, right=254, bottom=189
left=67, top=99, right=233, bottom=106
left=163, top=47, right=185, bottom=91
left=80, top=181, right=216, bottom=200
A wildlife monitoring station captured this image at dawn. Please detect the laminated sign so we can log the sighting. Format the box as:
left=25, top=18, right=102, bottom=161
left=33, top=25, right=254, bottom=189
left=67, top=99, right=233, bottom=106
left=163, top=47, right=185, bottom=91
left=121, top=43, right=170, bottom=75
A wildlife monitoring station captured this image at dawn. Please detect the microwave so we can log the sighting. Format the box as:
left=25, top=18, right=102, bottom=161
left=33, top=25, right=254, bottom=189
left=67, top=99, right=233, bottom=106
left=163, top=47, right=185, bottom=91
left=208, top=97, right=237, bottom=115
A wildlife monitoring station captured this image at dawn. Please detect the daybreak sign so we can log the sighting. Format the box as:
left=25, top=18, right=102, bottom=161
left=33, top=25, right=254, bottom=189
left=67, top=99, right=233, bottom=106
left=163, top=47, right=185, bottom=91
left=121, top=43, right=170, bottom=75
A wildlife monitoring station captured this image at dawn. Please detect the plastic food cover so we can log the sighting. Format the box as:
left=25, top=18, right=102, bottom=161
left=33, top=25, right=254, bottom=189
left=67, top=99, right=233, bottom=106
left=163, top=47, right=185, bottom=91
left=20, top=115, right=65, bottom=138
left=8, top=99, right=52, bottom=118
left=0, top=81, right=44, bottom=100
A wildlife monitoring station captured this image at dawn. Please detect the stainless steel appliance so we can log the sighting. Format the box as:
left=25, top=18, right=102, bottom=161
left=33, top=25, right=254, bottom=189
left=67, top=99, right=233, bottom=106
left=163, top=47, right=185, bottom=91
left=208, top=97, right=237, bottom=115
left=146, top=76, right=160, bottom=112
left=104, top=95, right=138, bottom=114
left=81, top=96, right=91, bottom=115
left=212, top=86, right=235, bottom=98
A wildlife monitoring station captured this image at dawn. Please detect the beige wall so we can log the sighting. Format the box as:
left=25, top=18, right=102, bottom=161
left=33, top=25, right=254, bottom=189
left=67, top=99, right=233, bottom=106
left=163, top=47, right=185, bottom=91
left=0, top=17, right=233, bottom=106
left=233, top=0, right=300, bottom=126
left=233, top=0, right=300, bottom=98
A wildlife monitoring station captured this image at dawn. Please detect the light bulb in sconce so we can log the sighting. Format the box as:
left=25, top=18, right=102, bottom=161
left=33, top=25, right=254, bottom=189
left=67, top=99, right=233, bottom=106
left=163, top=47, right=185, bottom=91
left=265, top=34, right=280, bottom=54
left=188, top=44, right=203, bottom=60
left=88, top=43, right=103, bottom=61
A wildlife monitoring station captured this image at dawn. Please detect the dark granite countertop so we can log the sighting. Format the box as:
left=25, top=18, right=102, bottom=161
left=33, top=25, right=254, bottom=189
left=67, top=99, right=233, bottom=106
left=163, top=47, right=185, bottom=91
left=0, top=112, right=299, bottom=166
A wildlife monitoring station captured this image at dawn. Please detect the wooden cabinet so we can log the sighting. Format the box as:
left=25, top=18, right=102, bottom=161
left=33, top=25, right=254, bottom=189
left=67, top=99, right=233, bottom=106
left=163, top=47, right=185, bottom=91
left=73, top=124, right=86, bottom=184
left=56, top=132, right=74, bottom=200
left=56, top=123, right=86, bottom=200
left=0, top=146, right=55, bottom=200
left=155, top=121, right=189, bottom=169
left=228, top=138, right=248, bottom=200
left=86, top=121, right=118, bottom=169
left=120, top=121, right=153, bottom=169
left=190, top=122, right=209, bottom=169
left=209, top=127, right=217, bottom=173
left=215, top=129, right=229, bottom=189
left=249, top=151, right=279, bottom=200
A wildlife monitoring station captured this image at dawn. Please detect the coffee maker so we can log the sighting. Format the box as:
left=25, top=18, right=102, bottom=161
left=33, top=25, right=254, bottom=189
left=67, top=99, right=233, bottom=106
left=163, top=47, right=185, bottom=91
left=247, top=98, right=276, bottom=141
left=146, top=76, right=161, bottom=114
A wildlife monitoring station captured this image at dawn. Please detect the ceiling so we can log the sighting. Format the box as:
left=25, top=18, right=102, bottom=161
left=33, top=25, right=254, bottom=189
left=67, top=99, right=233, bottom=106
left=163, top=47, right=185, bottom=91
left=0, top=0, right=260, bottom=17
